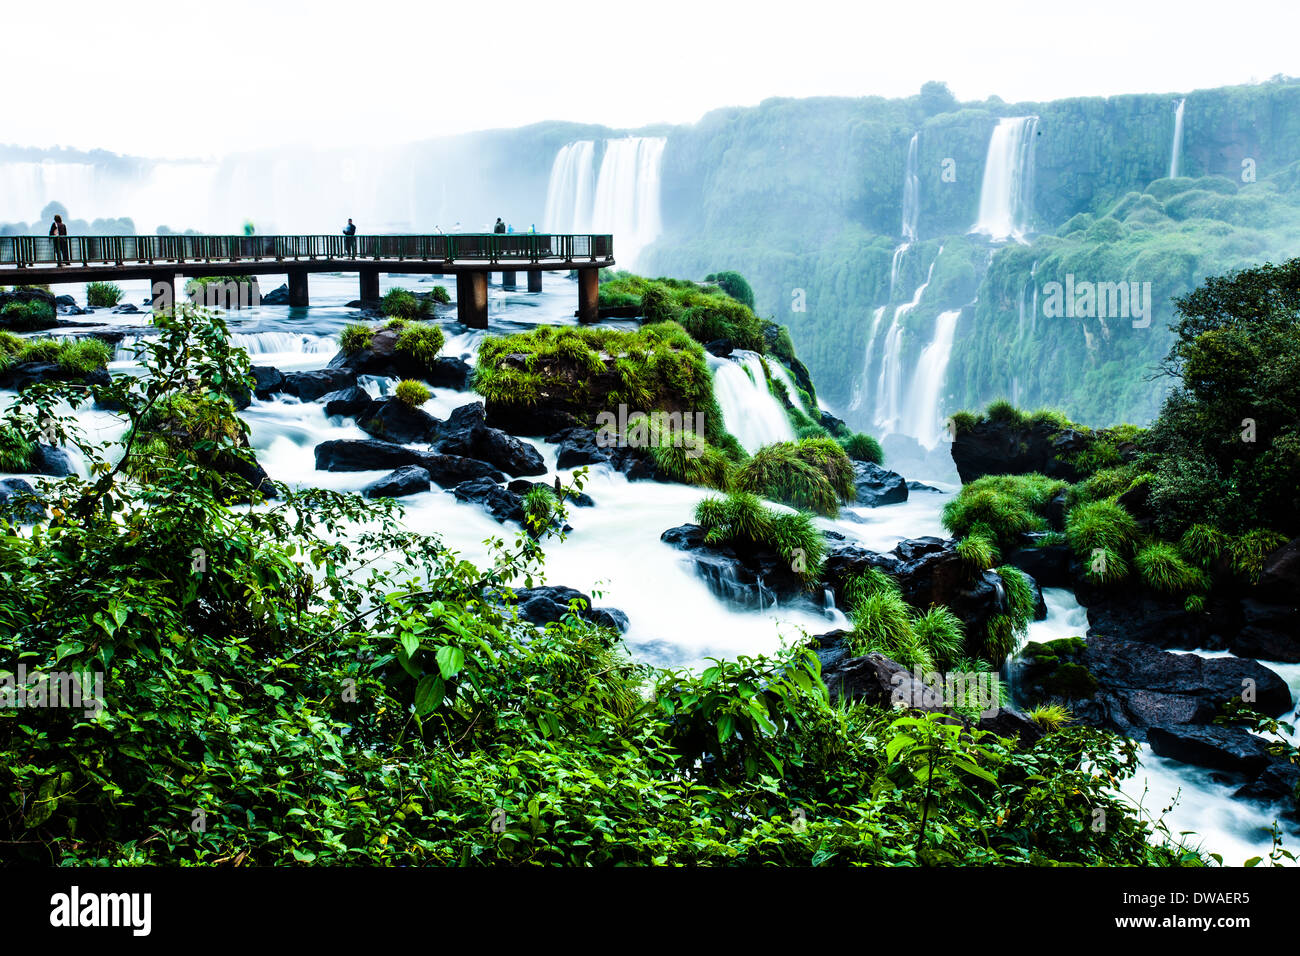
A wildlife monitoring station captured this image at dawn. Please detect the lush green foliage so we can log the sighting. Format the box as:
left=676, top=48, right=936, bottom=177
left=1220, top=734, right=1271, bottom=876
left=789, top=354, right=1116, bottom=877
left=394, top=379, right=431, bottom=408
left=0, top=300, right=57, bottom=331
left=395, top=322, right=445, bottom=366
left=942, top=473, right=1066, bottom=554
left=339, top=322, right=374, bottom=355
left=841, top=431, right=884, bottom=464
left=85, top=282, right=123, bottom=308
left=732, top=437, right=854, bottom=516
left=0, top=334, right=112, bottom=374
left=381, top=287, right=431, bottom=319
left=598, top=272, right=768, bottom=352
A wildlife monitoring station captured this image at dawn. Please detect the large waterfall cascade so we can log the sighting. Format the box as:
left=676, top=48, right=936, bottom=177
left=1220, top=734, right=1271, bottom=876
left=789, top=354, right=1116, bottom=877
left=872, top=250, right=942, bottom=435
left=1169, top=98, right=1186, bottom=178
left=899, top=309, right=962, bottom=449
left=971, top=116, right=1040, bottom=242
left=543, top=136, right=666, bottom=269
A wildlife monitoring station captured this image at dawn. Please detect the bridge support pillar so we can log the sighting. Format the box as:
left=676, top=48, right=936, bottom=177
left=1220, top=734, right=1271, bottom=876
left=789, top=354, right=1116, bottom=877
left=148, top=272, right=175, bottom=312
left=288, top=268, right=310, bottom=307
left=501, top=271, right=516, bottom=289
left=577, top=267, right=599, bottom=324
left=359, top=267, right=380, bottom=303
left=456, top=272, right=488, bottom=329
left=527, top=271, right=543, bottom=293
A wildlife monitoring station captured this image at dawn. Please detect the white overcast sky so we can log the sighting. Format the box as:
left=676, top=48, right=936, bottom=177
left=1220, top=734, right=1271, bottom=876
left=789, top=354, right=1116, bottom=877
left=7, top=0, right=1298, bottom=158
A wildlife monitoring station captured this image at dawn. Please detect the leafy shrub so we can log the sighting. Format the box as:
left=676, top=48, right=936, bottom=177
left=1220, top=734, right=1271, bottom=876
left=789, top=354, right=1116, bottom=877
left=911, top=607, right=966, bottom=669
left=54, top=338, right=112, bottom=374
left=732, top=438, right=854, bottom=516
left=1064, top=500, right=1139, bottom=567
left=841, top=432, right=884, bottom=464
left=394, top=379, right=431, bottom=408
left=955, top=533, right=999, bottom=574
left=1027, top=704, right=1072, bottom=732
left=340, top=323, right=374, bottom=355
left=942, top=473, right=1066, bottom=554
left=1134, top=542, right=1206, bottom=593
left=85, top=282, right=123, bottom=308
left=847, top=590, right=931, bottom=671
left=0, top=300, right=57, bottom=331
left=381, top=287, right=429, bottom=319
left=428, top=285, right=451, bottom=305
left=1228, top=529, right=1289, bottom=582
left=708, top=270, right=755, bottom=309
left=394, top=323, right=445, bottom=366
left=0, top=427, right=34, bottom=472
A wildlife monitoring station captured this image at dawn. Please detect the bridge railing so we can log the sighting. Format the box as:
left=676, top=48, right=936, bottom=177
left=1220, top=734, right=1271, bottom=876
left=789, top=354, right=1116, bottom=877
left=0, top=233, right=614, bottom=268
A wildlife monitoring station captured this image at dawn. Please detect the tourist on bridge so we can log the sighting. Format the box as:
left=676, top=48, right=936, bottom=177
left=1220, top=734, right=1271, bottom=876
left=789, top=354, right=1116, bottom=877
left=49, top=214, right=68, bottom=263
left=343, top=218, right=357, bottom=256
left=494, top=218, right=506, bottom=234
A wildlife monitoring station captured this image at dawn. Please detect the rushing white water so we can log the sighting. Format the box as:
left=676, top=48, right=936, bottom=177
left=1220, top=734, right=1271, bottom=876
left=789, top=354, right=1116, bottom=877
left=971, top=116, right=1039, bottom=242
left=888, top=243, right=909, bottom=300
left=901, top=132, right=920, bottom=241
left=542, top=141, right=596, bottom=234
left=709, top=351, right=796, bottom=453
left=899, top=309, right=960, bottom=449
left=588, top=137, right=666, bottom=269
left=1169, top=98, right=1186, bottom=178
left=847, top=306, right=888, bottom=415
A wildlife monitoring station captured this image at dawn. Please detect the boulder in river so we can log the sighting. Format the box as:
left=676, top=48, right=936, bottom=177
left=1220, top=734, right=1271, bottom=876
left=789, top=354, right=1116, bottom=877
left=363, top=465, right=431, bottom=499
left=509, top=585, right=629, bottom=634
left=434, top=402, right=546, bottom=478
left=851, top=460, right=908, bottom=507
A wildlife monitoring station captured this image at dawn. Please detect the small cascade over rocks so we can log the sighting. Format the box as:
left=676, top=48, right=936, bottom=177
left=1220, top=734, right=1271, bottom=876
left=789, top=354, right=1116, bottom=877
left=708, top=350, right=796, bottom=453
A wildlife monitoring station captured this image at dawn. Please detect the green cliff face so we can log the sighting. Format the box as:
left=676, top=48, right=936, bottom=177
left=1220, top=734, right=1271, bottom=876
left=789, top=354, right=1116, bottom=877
left=641, top=79, right=1300, bottom=430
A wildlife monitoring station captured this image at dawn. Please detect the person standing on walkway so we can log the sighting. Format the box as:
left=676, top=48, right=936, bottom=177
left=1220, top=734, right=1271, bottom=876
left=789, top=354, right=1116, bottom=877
left=343, top=218, right=357, bottom=257
left=494, top=218, right=506, bottom=234
left=49, top=214, right=69, bottom=264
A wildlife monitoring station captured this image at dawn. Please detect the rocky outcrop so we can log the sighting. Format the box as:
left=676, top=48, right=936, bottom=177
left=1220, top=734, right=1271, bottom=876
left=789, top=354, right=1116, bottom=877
left=314, top=440, right=504, bottom=487
left=356, top=398, right=441, bottom=444
left=450, top=477, right=525, bottom=524
left=822, top=536, right=1017, bottom=645
left=851, top=460, right=908, bottom=507
left=280, top=369, right=358, bottom=402
left=660, top=523, right=810, bottom=609
left=951, top=418, right=1092, bottom=484
left=0, top=477, right=45, bottom=521
left=1146, top=724, right=1274, bottom=774
left=1233, top=537, right=1300, bottom=662
left=434, top=402, right=546, bottom=478
left=811, top=630, right=1043, bottom=746
left=28, top=444, right=76, bottom=477
left=322, top=386, right=373, bottom=418
left=509, top=585, right=630, bottom=634
left=0, top=362, right=111, bottom=392
left=326, top=326, right=471, bottom=388
left=1012, top=633, right=1292, bottom=737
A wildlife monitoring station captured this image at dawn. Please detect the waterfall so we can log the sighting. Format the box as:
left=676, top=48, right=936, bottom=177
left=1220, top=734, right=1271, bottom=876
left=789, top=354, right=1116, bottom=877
left=708, top=351, right=796, bottom=453
left=889, top=243, right=909, bottom=300
left=874, top=250, right=941, bottom=434
left=542, top=141, right=596, bottom=234
left=900, top=309, right=961, bottom=449
left=588, top=136, right=666, bottom=269
left=1169, top=98, right=1186, bottom=178
left=971, top=116, right=1039, bottom=242
left=901, top=132, right=920, bottom=241
left=848, top=305, right=888, bottom=413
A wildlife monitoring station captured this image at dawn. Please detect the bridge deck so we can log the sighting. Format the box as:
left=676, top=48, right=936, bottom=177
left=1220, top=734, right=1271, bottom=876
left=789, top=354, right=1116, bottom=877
left=0, top=233, right=613, bottom=280
left=0, top=233, right=614, bottom=327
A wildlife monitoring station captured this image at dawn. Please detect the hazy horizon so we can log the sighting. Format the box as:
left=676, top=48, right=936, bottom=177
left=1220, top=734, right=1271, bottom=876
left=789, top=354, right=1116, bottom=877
left=7, top=0, right=1297, bottom=159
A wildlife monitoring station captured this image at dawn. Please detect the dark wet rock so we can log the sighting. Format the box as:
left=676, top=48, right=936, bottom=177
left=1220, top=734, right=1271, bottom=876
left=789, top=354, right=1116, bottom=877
left=822, top=536, right=1014, bottom=645
left=322, top=386, right=374, bottom=418
left=314, top=439, right=504, bottom=486
left=451, top=477, right=524, bottom=524
left=423, top=356, right=471, bottom=390
left=1075, top=576, right=1217, bottom=651
left=434, top=402, right=546, bottom=477
left=260, top=283, right=291, bottom=305
left=548, top=426, right=611, bottom=469
left=852, top=460, right=908, bottom=507
left=111, top=303, right=142, bottom=314
left=362, top=465, right=431, bottom=499
left=0, top=361, right=111, bottom=392
left=704, top=338, right=734, bottom=357
left=1233, top=598, right=1300, bottom=662
left=281, top=368, right=358, bottom=402
left=1147, top=724, right=1274, bottom=774
left=811, top=630, right=1042, bottom=746
left=1234, top=760, right=1300, bottom=808
left=660, top=523, right=808, bottom=609
left=510, top=585, right=629, bottom=634
left=951, top=418, right=1091, bottom=484
left=0, top=477, right=45, bottom=521
left=907, top=480, right=941, bottom=493
left=356, top=398, right=440, bottom=444
left=1017, top=634, right=1293, bottom=738
left=28, top=444, right=76, bottom=477
left=1007, top=543, right=1072, bottom=590
left=251, top=365, right=285, bottom=398
left=484, top=402, right=583, bottom=438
